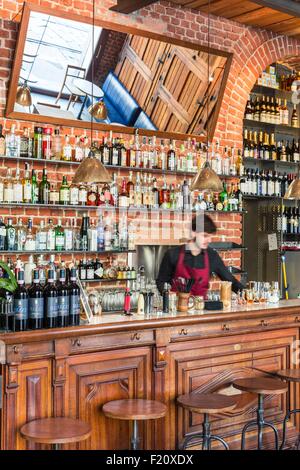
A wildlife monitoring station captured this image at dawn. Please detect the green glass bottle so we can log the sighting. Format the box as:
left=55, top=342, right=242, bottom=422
left=219, top=183, right=228, bottom=212
left=55, top=218, right=64, bottom=252
left=31, top=169, right=38, bottom=204
left=59, top=176, right=70, bottom=206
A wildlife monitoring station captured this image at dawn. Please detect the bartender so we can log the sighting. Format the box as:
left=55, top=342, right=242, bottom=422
left=156, top=214, right=244, bottom=296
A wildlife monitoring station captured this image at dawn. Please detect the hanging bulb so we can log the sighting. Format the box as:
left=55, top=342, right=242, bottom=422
left=284, top=177, right=300, bottom=200
left=88, top=100, right=107, bottom=120
left=16, top=81, right=32, bottom=107
left=72, top=149, right=111, bottom=185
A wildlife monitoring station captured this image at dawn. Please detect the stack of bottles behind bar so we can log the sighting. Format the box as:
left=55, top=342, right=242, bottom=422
left=8, top=267, right=81, bottom=332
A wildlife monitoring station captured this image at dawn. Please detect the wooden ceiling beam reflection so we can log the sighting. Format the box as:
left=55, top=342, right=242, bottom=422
left=253, top=0, right=300, bottom=18
left=110, top=0, right=157, bottom=14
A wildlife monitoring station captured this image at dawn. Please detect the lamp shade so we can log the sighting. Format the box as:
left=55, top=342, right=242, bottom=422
left=72, top=151, right=111, bottom=185
left=284, top=177, right=300, bottom=200
left=190, top=161, right=223, bottom=192
left=88, top=100, right=107, bottom=120
left=16, top=82, right=32, bottom=107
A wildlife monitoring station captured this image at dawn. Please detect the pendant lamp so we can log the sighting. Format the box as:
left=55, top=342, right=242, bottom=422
left=72, top=0, right=111, bottom=186
left=16, top=80, right=32, bottom=107
left=190, top=0, right=222, bottom=192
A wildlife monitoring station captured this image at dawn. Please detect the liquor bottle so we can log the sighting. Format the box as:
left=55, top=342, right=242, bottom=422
left=110, top=172, right=119, bottom=207
left=28, top=269, right=44, bottom=330
left=293, top=139, right=300, bottom=163
left=55, top=218, right=64, bottom=252
left=160, top=177, right=170, bottom=209
left=13, top=167, right=23, bottom=204
left=22, top=162, right=32, bottom=203
left=4, top=168, right=14, bottom=203
left=59, top=176, right=70, bottom=205
left=62, top=135, right=72, bottom=161
left=5, top=124, right=20, bottom=158
left=88, top=219, right=98, bottom=252
left=291, top=105, right=298, bottom=128
left=162, top=283, right=170, bottom=313
left=127, top=171, right=135, bottom=206
left=52, top=128, right=62, bottom=160
left=101, top=136, right=110, bottom=165
left=42, top=127, right=52, bottom=160
left=182, top=180, right=190, bottom=211
left=44, top=269, right=58, bottom=328
left=13, top=270, right=28, bottom=332
left=64, top=221, right=73, bottom=251
left=31, top=169, right=38, bottom=204
left=24, top=255, right=36, bottom=285
left=119, top=137, right=127, bottom=167
left=245, top=99, right=253, bottom=120
left=46, top=219, right=55, bottom=251
left=243, top=129, right=250, bottom=158
left=0, top=217, right=6, bottom=250
left=39, top=168, right=50, bottom=204
left=111, top=137, right=120, bottom=166
left=15, top=217, right=26, bottom=252
left=87, top=184, right=98, bottom=206
left=111, top=223, right=120, bottom=251
left=167, top=140, right=176, bottom=171
left=79, top=259, right=87, bottom=280
left=151, top=178, right=160, bottom=209
left=104, top=224, right=112, bottom=251
left=219, top=183, right=228, bottom=211
left=78, top=183, right=87, bottom=206
left=282, top=100, right=289, bottom=125
left=0, top=124, right=5, bottom=157
left=69, top=268, right=80, bottom=326
left=34, top=127, right=43, bottom=159
left=72, top=136, right=84, bottom=162
left=119, top=178, right=129, bottom=208
left=6, top=218, right=16, bottom=251
left=57, top=268, right=70, bottom=327
left=24, top=218, right=36, bottom=251
left=36, top=220, right=47, bottom=251
left=80, top=214, right=89, bottom=251
left=20, top=127, right=29, bottom=158
left=119, top=215, right=128, bottom=251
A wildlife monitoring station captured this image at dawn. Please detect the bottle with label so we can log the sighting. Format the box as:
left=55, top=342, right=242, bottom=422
left=39, top=168, right=50, bottom=204
left=69, top=184, right=79, bottom=206
left=291, top=105, right=298, bottom=128
left=94, top=259, right=104, bottom=279
left=97, top=216, right=105, bottom=252
left=31, top=169, right=38, bottom=204
left=13, top=167, right=23, bottom=203
left=52, top=128, right=62, bottom=160
left=0, top=124, right=5, bottom=157
left=0, top=217, right=6, bottom=250
left=42, top=127, right=52, bottom=160
left=64, top=221, right=73, bottom=251
left=46, top=219, right=56, bottom=251
left=24, top=218, right=36, bottom=251
left=36, top=220, right=47, bottom=251
left=72, top=136, right=84, bottom=162
left=162, top=283, right=170, bottom=313
left=44, top=269, right=58, bottom=328
left=22, top=162, right=32, bottom=203
left=5, top=124, right=20, bottom=158
left=57, top=268, right=70, bottom=327
left=124, top=288, right=132, bottom=315
left=219, top=183, right=228, bottom=211
left=13, top=270, right=28, bottom=332
left=6, top=218, right=16, bottom=251
left=3, top=168, right=13, bottom=203
left=88, top=219, right=98, bottom=252
left=86, top=259, right=95, bottom=280
left=69, top=268, right=80, bottom=326
left=62, top=135, right=72, bottom=161
left=282, top=100, right=289, bottom=126
left=49, top=183, right=59, bottom=205
left=167, top=140, right=176, bottom=171
left=55, top=219, right=64, bottom=252
left=78, top=183, right=88, bottom=206
left=80, top=214, right=89, bottom=251
left=59, top=176, right=70, bottom=205
left=28, top=269, right=44, bottom=330
left=34, top=127, right=43, bottom=159
left=79, top=259, right=87, bottom=280
left=20, top=127, right=29, bottom=158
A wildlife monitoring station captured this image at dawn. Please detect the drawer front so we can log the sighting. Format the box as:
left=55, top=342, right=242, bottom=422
left=169, top=313, right=300, bottom=341
left=70, top=329, right=155, bottom=353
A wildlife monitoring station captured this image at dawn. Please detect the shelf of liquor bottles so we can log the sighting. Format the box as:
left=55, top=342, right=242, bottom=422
left=243, top=119, right=299, bottom=136
left=0, top=249, right=136, bottom=255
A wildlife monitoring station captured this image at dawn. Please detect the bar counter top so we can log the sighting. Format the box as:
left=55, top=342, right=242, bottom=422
left=1, top=299, right=300, bottom=344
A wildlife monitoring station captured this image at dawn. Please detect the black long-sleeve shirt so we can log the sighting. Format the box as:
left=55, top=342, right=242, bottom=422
left=156, top=245, right=244, bottom=294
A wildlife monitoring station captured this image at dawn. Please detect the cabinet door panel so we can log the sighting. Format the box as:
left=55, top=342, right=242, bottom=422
left=167, top=328, right=299, bottom=450
left=66, top=347, right=153, bottom=450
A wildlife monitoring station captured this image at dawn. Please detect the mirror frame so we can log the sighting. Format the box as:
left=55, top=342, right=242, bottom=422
left=6, top=2, right=233, bottom=142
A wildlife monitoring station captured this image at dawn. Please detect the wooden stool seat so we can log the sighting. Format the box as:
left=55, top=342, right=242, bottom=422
left=20, top=418, right=91, bottom=445
left=102, top=399, right=167, bottom=421
left=275, top=369, right=300, bottom=383
left=177, top=393, right=238, bottom=414
left=233, top=377, right=288, bottom=395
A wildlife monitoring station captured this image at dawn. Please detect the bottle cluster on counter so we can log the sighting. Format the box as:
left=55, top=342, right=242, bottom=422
left=243, top=130, right=300, bottom=162
left=0, top=215, right=135, bottom=252
left=6, top=268, right=81, bottom=332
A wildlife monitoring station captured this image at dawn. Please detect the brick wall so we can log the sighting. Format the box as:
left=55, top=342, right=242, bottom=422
left=92, top=29, right=127, bottom=86
left=0, top=0, right=296, bottom=274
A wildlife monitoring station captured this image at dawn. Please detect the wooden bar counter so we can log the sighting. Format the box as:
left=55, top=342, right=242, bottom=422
left=1, top=300, right=300, bottom=450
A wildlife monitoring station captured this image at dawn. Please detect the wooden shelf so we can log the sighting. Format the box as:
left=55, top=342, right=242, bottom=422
left=243, top=195, right=282, bottom=200
left=251, top=85, right=294, bottom=102
left=244, top=119, right=299, bottom=135
left=243, top=157, right=298, bottom=166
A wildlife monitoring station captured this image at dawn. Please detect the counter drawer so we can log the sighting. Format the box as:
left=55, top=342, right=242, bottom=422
left=70, top=329, right=155, bottom=353
left=169, top=313, right=300, bottom=341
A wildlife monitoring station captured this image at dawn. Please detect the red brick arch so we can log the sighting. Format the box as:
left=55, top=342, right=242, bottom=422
left=215, top=35, right=300, bottom=148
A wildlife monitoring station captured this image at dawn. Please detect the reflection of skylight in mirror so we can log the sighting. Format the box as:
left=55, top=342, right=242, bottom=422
left=21, top=12, right=101, bottom=93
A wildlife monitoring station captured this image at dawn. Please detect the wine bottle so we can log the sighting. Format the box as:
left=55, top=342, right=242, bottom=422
left=57, top=268, right=70, bottom=328
left=69, top=268, right=80, bottom=326
left=28, top=269, right=44, bottom=330
left=44, top=269, right=58, bottom=328
left=14, top=270, right=29, bottom=332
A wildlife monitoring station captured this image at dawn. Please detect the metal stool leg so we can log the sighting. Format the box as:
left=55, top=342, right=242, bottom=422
left=180, top=434, right=204, bottom=450
left=263, top=422, right=279, bottom=450
left=257, top=394, right=265, bottom=450
left=131, top=420, right=140, bottom=450
left=210, top=435, right=230, bottom=450
left=280, top=409, right=300, bottom=450
left=202, top=414, right=211, bottom=450
left=241, top=422, right=258, bottom=450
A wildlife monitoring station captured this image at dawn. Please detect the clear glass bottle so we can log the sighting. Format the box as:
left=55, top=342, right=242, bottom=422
left=52, top=128, right=62, bottom=160
left=3, top=168, right=14, bottom=203
left=62, top=135, right=72, bottom=161
left=46, top=218, right=56, bottom=251
left=16, top=218, right=26, bottom=251
left=6, top=217, right=16, bottom=251
left=5, top=124, right=20, bottom=158
left=36, top=220, right=47, bottom=251
left=22, top=162, right=32, bottom=203
left=24, top=218, right=36, bottom=251
left=13, top=166, right=23, bottom=203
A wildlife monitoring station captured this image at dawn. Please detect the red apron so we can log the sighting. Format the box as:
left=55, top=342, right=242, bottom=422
left=171, top=246, right=210, bottom=297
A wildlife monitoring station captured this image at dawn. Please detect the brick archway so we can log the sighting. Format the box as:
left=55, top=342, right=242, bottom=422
left=215, top=35, right=300, bottom=148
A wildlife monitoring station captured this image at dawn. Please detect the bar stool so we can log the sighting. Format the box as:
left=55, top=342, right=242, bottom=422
left=232, top=377, right=288, bottom=450
left=275, top=369, right=300, bottom=450
left=102, top=399, right=167, bottom=450
left=20, top=417, right=91, bottom=450
left=177, top=393, right=238, bottom=450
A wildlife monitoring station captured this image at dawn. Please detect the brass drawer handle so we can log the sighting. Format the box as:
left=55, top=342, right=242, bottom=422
left=260, top=320, right=268, bottom=327
left=131, top=333, right=141, bottom=341
left=222, top=324, right=230, bottom=331
left=295, top=317, right=300, bottom=323
left=72, top=339, right=82, bottom=347
left=178, top=329, right=188, bottom=336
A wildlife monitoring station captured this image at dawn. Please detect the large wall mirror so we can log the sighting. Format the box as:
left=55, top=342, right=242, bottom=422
left=7, top=2, right=232, bottom=140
